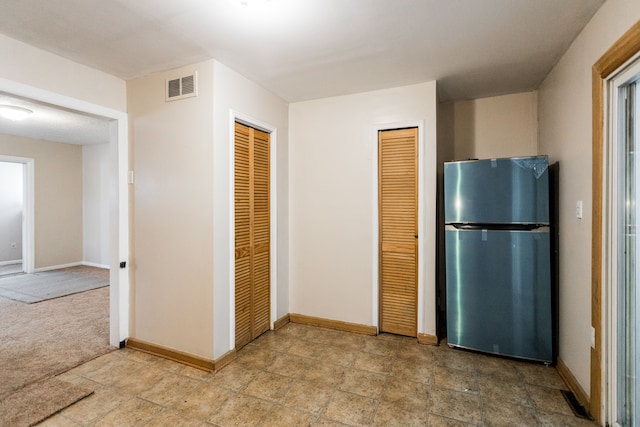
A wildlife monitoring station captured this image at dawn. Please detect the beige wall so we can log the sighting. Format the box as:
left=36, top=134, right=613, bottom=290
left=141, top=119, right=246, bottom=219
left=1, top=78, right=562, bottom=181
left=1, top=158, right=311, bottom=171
left=82, top=143, right=110, bottom=267
left=128, top=61, right=215, bottom=359
left=448, top=91, right=539, bottom=160
left=0, top=34, right=125, bottom=111
left=212, top=60, right=289, bottom=359
left=289, top=81, right=438, bottom=335
left=538, top=0, right=640, bottom=397
left=128, top=59, right=289, bottom=360
left=0, top=135, right=82, bottom=269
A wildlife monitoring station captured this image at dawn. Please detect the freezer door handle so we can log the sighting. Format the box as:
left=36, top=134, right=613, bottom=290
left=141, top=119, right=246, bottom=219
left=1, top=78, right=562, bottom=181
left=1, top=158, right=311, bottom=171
left=445, top=224, right=550, bottom=232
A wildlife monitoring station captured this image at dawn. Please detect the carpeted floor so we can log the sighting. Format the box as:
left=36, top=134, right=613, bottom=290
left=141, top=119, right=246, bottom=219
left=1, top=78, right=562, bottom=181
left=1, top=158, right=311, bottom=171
left=0, top=266, right=114, bottom=423
left=0, top=266, right=109, bottom=303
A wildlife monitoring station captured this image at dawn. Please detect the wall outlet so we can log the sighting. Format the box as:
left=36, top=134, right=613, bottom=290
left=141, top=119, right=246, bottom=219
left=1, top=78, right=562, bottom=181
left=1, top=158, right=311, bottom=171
left=10, top=242, right=17, bottom=249
left=576, top=200, right=583, bottom=219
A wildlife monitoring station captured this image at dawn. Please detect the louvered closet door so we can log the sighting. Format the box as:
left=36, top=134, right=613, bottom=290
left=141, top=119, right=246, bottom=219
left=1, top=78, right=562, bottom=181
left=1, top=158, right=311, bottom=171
left=235, top=122, right=270, bottom=350
left=379, top=128, right=418, bottom=337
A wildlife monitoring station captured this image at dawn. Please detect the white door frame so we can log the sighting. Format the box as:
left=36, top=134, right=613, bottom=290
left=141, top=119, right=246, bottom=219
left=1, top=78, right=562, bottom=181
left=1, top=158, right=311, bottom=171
left=0, top=77, right=129, bottom=347
left=0, top=156, right=34, bottom=274
left=372, top=120, right=425, bottom=335
left=228, top=110, right=278, bottom=348
left=603, top=53, right=640, bottom=426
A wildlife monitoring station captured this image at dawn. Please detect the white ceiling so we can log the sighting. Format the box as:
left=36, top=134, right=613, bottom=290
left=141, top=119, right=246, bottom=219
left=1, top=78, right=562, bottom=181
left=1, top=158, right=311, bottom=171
left=0, top=0, right=604, bottom=145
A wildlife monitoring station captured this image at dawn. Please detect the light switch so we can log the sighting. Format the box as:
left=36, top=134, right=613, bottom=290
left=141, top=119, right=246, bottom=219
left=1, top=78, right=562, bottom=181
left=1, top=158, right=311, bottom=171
left=576, top=200, right=583, bottom=219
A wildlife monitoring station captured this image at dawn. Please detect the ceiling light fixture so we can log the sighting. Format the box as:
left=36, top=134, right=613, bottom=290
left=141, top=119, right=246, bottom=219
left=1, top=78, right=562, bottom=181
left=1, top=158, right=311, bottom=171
left=0, top=105, right=33, bottom=121
left=232, top=0, right=270, bottom=7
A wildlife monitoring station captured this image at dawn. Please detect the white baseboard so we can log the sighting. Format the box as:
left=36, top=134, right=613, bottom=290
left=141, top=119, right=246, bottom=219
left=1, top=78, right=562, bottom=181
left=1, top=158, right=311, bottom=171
left=0, top=259, right=22, bottom=266
left=34, top=262, right=82, bottom=272
left=34, top=261, right=110, bottom=272
left=82, top=261, right=110, bottom=269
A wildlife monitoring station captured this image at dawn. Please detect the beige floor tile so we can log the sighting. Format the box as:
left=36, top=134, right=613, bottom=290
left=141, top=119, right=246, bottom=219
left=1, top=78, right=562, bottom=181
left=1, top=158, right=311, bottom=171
left=430, top=387, right=483, bottom=425
left=396, top=342, right=436, bottom=364
left=37, top=414, right=81, bottom=426
left=314, top=417, right=354, bottom=426
left=211, top=362, right=260, bottom=391
left=280, top=379, right=333, bottom=414
left=330, top=332, right=366, bottom=351
left=390, top=358, right=433, bottom=384
left=265, top=352, right=312, bottom=378
left=172, top=381, right=234, bottom=419
left=93, top=397, right=163, bottom=427
left=236, top=345, right=279, bottom=370
left=176, top=365, right=214, bottom=381
left=242, top=370, right=293, bottom=402
left=81, top=356, right=144, bottom=386
left=428, top=413, right=479, bottom=426
left=434, top=366, right=479, bottom=393
left=527, top=384, right=575, bottom=417
left=304, top=326, right=339, bottom=344
left=144, top=408, right=204, bottom=426
left=31, top=324, right=591, bottom=426
left=380, top=377, right=430, bottom=412
left=338, top=368, right=387, bottom=398
left=478, top=375, right=532, bottom=407
left=54, top=370, right=101, bottom=390
left=362, top=336, right=398, bottom=356
left=353, top=352, right=394, bottom=374
left=60, top=384, right=131, bottom=423
left=537, top=410, right=597, bottom=426
left=320, top=344, right=360, bottom=367
left=303, top=360, right=346, bottom=387
left=435, top=347, right=477, bottom=372
left=516, top=363, right=566, bottom=389
left=323, top=390, right=377, bottom=426
left=207, top=393, right=273, bottom=427
left=372, top=400, right=428, bottom=426
left=109, top=364, right=166, bottom=395
left=261, top=405, right=317, bottom=426
left=251, top=331, right=296, bottom=353
left=287, top=339, right=325, bottom=359
left=483, top=401, right=538, bottom=427
left=474, top=355, right=521, bottom=382
left=138, top=372, right=203, bottom=407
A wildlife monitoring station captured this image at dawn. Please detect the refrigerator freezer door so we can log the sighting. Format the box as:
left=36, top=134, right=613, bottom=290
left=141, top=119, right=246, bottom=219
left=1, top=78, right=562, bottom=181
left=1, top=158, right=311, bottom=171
left=445, top=227, right=553, bottom=362
left=444, top=156, right=550, bottom=225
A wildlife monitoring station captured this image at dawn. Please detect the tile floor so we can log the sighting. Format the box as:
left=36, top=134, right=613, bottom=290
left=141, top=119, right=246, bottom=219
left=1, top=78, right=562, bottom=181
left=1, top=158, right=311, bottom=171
left=40, top=323, right=595, bottom=426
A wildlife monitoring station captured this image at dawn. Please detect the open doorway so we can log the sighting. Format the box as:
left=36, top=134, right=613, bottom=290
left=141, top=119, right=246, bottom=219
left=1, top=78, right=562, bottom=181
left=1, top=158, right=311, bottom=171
left=0, top=161, right=24, bottom=276
left=0, top=79, right=129, bottom=347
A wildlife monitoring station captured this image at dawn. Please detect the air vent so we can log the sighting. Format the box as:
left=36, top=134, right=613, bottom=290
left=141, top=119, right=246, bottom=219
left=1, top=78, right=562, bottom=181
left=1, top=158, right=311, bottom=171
left=166, top=72, right=198, bottom=101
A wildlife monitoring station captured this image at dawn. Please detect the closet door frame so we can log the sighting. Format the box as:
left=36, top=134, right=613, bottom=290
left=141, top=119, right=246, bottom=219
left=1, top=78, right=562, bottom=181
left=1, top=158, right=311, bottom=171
left=371, top=120, right=425, bottom=337
left=230, top=111, right=278, bottom=350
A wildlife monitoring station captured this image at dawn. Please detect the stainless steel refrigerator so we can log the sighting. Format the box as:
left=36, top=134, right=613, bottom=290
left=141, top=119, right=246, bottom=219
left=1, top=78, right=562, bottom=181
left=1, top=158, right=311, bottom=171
left=444, top=156, right=553, bottom=363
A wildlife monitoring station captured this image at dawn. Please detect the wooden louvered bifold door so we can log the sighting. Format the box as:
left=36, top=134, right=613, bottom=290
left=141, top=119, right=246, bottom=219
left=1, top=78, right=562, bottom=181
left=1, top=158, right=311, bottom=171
left=235, top=122, right=270, bottom=350
left=379, top=128, right=418, bottom=337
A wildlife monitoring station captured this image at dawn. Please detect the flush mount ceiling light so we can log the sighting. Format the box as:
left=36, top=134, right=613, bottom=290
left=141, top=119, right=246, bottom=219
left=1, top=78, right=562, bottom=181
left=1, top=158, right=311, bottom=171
left=231, top=0, right=270, bottom=7
left=0, top=105, right=33, bottom=121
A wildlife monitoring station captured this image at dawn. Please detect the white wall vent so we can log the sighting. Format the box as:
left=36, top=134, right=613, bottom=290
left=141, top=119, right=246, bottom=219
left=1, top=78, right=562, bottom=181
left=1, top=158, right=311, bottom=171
left=166, top=72, right=198, bottom=101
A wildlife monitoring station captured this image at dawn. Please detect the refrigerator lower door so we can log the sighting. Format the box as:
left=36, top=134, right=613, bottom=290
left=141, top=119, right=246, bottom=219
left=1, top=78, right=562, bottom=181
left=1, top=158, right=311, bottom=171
left=445, top=227, right=552, bottom=362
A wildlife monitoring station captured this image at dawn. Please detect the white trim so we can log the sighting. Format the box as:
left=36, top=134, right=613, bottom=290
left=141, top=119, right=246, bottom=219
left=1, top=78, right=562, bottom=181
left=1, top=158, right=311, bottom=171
left=0, top=259, right=22, bottom=266
left=229, top=110, right=279, bottom=348
left=372, top=120, right=426, bottom=335
left=603, top=53, right=640, bottom=426
left=34, top=262, right=83, bottom=272
left=0, top=155, right=34, bottom=274
left=0, top=77, right=129, bottom=348
left=82, top=261, right=110, bottom=269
